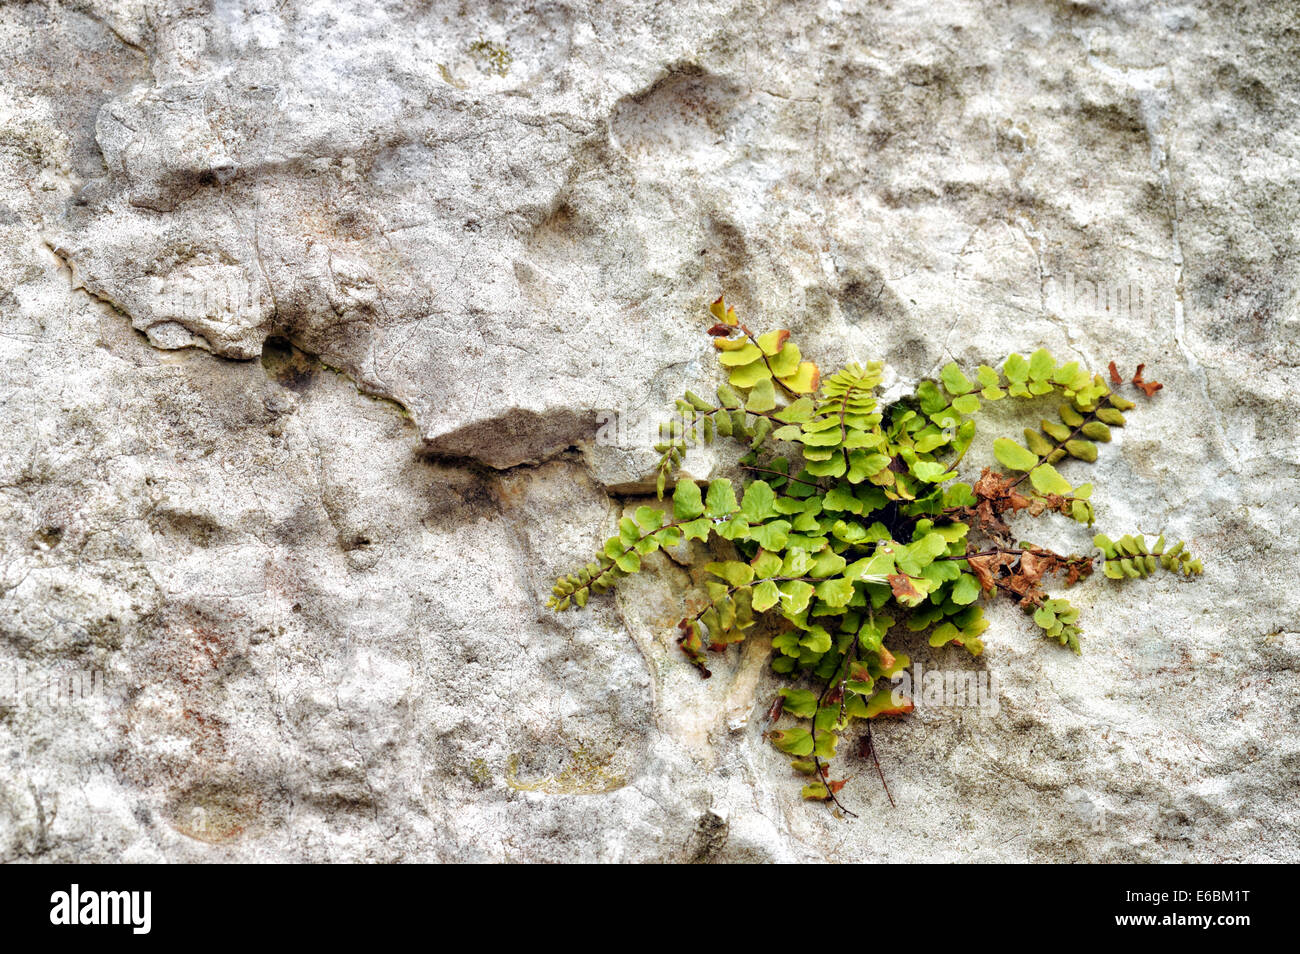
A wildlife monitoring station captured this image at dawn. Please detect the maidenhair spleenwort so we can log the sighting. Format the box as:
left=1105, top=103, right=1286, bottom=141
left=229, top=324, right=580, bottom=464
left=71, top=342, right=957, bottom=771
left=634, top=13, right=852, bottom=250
left=548, top=295, right=1201, bottom=813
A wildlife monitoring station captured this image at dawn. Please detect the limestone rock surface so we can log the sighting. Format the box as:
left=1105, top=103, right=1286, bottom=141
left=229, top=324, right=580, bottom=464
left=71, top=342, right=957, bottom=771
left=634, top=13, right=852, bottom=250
left=1, top=0, right=1297, bottom=861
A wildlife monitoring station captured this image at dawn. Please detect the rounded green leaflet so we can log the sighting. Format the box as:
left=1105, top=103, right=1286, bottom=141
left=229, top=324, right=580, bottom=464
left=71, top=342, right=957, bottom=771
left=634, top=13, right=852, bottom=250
left=778, top=361, right=819, bottom=393
left=1029, top=463, right=1072, bottom=496
left=775, top=397, right=815, bottom=423
left=916, top=380, right=948, bottom=415
left=729, top=361, right=771, bottom=388
left=741, top=479, right=777, bottom=521
left=710, top=561, right=754, bottom=586
left=778, top=688, right=818, bottom=718
left=770, top=728, right=814, bottom=756
left=1052, top=361, right=1082, bottom=386
left=1058, top=403, right=1084, bottom=427
left=756, top=330, right=788, bottom=355
left=1003, top=352, right=1030, bottom=383
left=800, top=628, right=833, bottom=653
left=1041, top=419, right=1071, bottom=442
left=911, top=460, right=953, bottom=483
left=752, top=550, right=784, bottom=577
left=704, top=478, right=739, bottom=516
left=673, top=479, right=704, bottom=519
left=768, top=342, right=802, bottom=378
left=779, top=579, right=814, bottom=614
left=746, top=377, right=777, bottom=412
left=618, top=516, right=640, bottom=545
left=1028, top=348, right=1055, bottom=381
left=940, top=362, right=974, bottom=396
left=1065, top=439, right=1098, bottom=462
left=1023, top=429, right=1054, bottom=457
left=752, top=580, right=781, bottom=612
left=950, top=573, right=981, bottom=605
left=993, top=437, right=1038, bottom=472
left=718, top=343, right=761, bottom=366
left=813, top=577, right=855, bottom=607
left=749, top=520, right=791, bottom=550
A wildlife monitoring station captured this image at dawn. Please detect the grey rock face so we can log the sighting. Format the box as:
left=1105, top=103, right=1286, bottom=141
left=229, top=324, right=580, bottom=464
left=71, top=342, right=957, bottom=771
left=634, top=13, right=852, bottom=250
left=0, top=0, right=1297, bottom=861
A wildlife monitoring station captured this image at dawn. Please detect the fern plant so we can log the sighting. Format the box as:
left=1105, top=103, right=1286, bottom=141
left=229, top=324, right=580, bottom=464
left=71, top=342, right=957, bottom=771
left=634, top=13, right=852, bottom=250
left=548, top=296, right=1201, bottom=811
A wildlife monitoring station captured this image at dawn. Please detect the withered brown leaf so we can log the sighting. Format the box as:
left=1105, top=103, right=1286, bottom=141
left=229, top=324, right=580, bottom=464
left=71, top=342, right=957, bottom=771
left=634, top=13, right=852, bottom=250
left=1132, top=363, right=1163, bottom=397
left=887, top=574, right=921, bottom=600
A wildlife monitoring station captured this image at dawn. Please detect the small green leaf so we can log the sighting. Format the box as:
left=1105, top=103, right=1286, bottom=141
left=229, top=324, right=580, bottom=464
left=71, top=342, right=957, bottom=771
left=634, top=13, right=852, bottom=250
left=943, top=482, right=976, bottom=508
left=741, top=480, right=776, bottom=522
left=749, top=520, right=792, bottom=550
left=779, top=580, right=815, bottom=614
left=929, top=622, right=960, bottom=647
left=1028, top=348, right=1055, bottom=381
left=778, top=688, right=818, bottom=718
left=634, top=506, right=663, bottom=532
left=775, top=398, right=814, bottom=424
left=1058, top=403, right=1085, bottom=427
left=718, top=343, right=761, bottom=366
left=746, top=377, right=777, bottom=412
left=940, top=363, right=974, bottom=396
left=777, top=362, right=820, bottom=394
left=729, top=361, right=771, bottom=389
left=716, top=383, right=742, bottom=408
left=752, top=580, right=780, bottom=612
left=822, top=485, right=862, bottom=513
left=861, top=689, right=913, bottom=718
left=951, top=573, right=981, bottom=605
left=752, top=551, right=784, bottom=577
left=911, top=460, right=955, bottom=483
left=1052, top=362, right=1081, bottom=386
left=770, top=728, right=814, bottom=756
left=1003, top=353, right=1030, bottom=383
left=705, top=479, right=739, bottom=517
left=800, top=628, right=833, bottom=653
left=619, top=516, right=640, bottom=546
left=673, top=480, right=704, bottom=520
left=1065, top=439, right=1098, bottom=462
left=679, top=518, right=712, bottom=541
left=800, top=782, right=831, bottom=800
left=1024, top=429, right=1055, bottom=458
left=1041, top=419, right=1071, bottom=442
left=706, top=560, right=754, bottom=586
left=994, top=437, right=1039, bottom=472
left=768, top=341, right=802, bottom=378
left=756, top=330, right=789, bottom=355
left=1029, top=463, right=1072, bottom=496
left=916, top=380, right=947, bottom=416
left=814, top=577, right=856, bottom=608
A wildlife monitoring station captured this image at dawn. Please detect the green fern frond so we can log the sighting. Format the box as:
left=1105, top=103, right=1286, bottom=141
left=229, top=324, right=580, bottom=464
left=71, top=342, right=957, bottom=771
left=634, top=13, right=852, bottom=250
left=546, top=295, right=1198, bottom=810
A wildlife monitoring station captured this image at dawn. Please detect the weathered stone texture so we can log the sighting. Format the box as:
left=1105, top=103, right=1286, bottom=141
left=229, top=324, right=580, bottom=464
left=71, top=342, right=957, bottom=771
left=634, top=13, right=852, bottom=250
left=0, top=0, right=1296, bottom=861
